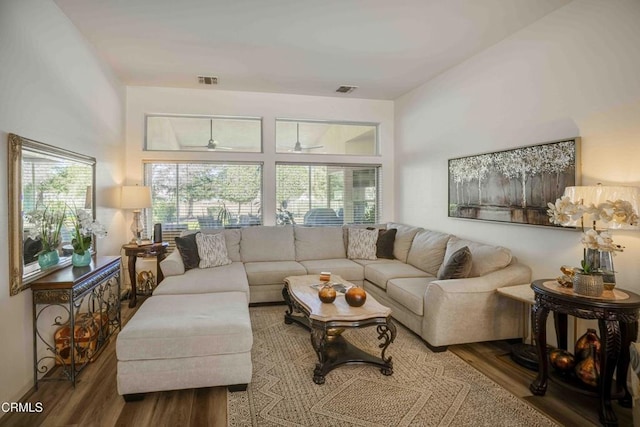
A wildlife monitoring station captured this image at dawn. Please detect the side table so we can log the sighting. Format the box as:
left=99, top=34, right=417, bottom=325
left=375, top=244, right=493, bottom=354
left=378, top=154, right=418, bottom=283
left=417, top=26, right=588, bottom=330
left=122, top=242, right=168, bottom=308
left=496, top=284, right=538, bottom=370
left=31, top=256, right=121, bottom=387
left=530, top=279, right=640, bottom=427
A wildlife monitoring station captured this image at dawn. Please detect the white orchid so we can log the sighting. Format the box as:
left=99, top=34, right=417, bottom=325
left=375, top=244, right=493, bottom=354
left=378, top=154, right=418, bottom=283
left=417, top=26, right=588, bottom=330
left=69, top=207, right=107, bottom=255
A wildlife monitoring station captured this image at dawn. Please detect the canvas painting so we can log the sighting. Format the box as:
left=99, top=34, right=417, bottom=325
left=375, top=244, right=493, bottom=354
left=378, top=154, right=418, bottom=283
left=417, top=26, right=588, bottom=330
left=448, top=138, right=581, bottom=226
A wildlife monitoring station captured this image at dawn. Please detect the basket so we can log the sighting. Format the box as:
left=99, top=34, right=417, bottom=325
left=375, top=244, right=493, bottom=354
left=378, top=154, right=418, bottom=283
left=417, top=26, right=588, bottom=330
left=573, top=273, right=604, bottom=297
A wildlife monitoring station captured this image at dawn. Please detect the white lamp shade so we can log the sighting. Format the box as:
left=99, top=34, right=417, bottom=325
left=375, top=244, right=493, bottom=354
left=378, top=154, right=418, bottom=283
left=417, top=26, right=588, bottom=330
left=563, top=185, right=640, bottom=229
left=121, top=185, right=152, bottom=210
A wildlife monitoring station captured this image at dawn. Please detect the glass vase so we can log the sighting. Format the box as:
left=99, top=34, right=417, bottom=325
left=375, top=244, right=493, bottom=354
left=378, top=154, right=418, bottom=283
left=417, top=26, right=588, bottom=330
left=72, top=251, right=92, bottom=267
left=599, top=251, right=616, bottom=290
left=38, top=250, right=59, bottom=269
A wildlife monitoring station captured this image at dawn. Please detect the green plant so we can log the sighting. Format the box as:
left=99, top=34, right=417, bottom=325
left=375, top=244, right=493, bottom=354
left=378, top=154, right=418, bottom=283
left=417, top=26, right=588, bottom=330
left=26, top=204, right=66, bottom=254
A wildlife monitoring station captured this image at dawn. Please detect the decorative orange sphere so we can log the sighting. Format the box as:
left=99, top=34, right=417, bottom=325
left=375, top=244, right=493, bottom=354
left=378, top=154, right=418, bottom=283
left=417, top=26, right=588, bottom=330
left=345, top=287, right=367, bottom=307
left=318, top=284, right=336, bottom=303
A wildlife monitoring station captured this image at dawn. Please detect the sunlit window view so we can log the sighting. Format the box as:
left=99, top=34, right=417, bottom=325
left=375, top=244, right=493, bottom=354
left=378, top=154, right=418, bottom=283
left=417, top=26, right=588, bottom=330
left=275, top=164, right=380, bottom=226
left=144, top=163, right=262, bottom=240
left=275, top=120, right=378, bottom=155
left=145, top=115, right=262, bottom=152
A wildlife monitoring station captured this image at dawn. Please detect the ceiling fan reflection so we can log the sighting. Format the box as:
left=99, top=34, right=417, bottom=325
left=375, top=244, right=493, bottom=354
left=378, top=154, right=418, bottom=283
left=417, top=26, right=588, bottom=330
left=207, top=119, right=232, bottom=150
left=287, top=123, right=323, bottom=152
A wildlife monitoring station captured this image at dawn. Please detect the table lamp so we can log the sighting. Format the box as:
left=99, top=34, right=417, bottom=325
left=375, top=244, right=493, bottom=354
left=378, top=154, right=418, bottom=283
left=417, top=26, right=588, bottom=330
left=121, top=185, right=152, bottom=245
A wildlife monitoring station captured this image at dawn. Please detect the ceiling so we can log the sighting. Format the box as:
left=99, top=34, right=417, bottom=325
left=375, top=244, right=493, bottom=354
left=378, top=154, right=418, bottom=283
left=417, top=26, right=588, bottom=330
left=54, top=0, right=571, bottom=100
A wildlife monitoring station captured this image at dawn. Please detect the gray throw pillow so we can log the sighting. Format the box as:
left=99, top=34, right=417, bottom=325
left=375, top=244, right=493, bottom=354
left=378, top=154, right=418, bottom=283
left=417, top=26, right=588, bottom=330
left=196, top=232, right=232, bottom=268
left=175, top=233, right=200, bottom=271
left=437, top=246, right=472, bottom=280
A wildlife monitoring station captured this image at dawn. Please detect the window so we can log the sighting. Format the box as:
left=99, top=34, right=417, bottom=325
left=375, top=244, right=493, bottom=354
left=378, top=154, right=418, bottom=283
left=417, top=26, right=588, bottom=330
left=145, top=115, right=262, bottom=152
left=275, top=119, right=378, bottom=155
left=144, top=162, right=263, bottom=236
left=276, top=164, right=380, bottom=226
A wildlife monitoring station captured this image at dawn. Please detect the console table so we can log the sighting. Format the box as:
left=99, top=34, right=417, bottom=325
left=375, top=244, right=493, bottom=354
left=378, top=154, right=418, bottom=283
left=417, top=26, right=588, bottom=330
left=529, top=279, right=640, bottom=426
left=31, top=256, right=121, bottom=388
left=122, top=242, right=168, bottom=308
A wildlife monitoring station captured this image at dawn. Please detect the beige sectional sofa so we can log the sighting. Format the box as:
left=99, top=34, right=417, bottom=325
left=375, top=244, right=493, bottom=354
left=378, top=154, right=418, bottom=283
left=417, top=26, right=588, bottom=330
left=156, top=222, right=531, bottom=351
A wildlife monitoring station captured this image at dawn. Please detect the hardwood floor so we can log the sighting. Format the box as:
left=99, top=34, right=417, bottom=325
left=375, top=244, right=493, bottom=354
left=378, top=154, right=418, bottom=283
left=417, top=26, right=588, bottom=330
left=1, top=299, right=633, bottom=426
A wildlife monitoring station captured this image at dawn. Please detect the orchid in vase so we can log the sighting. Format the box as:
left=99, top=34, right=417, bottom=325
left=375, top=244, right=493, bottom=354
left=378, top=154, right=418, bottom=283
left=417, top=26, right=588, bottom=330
left=548, top=196, right=637, bottom=283
left=68, top=207, right=107, bottom=267
left=25, top=205, right=66, bottom=268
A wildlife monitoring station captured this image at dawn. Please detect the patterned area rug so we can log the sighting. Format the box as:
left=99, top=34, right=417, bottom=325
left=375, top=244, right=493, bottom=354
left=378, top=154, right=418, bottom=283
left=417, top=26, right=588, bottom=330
left=228, top=306, right=558, bottom=426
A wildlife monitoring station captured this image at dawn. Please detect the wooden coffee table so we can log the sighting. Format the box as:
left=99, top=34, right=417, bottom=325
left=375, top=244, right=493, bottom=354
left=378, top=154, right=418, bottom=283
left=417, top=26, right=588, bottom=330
left=283, top=274, right=396, bottom=384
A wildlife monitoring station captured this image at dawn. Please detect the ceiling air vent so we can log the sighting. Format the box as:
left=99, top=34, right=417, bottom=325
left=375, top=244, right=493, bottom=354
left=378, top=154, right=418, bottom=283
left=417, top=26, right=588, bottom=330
left=198, top=76, right=218, bottom=85
left=336, top=85, right=357, bottom=94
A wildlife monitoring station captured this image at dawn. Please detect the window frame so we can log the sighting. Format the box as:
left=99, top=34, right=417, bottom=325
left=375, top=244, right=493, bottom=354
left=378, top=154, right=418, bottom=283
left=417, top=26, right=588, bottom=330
left=144, top=113, right=263, bottom=153
left=275, top=118, right=380, bottom=156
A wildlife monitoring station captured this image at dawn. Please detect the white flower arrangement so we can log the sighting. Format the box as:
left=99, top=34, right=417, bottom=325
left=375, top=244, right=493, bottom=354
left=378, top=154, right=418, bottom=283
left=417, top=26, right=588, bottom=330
left=69, top=208, right=107, bottom=255
left=548, top=196, right=636, bottom=275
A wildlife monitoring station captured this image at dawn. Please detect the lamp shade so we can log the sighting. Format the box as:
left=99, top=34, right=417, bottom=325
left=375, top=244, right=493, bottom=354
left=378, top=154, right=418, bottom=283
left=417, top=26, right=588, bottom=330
left=563, top=184, right=640, bottom=229
left=121, top=185, right=152, bottom=210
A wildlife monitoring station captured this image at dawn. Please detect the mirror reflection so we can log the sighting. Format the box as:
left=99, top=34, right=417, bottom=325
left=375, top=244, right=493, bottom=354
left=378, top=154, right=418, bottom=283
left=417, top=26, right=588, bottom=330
left=9, top=134, right=96, bottom=295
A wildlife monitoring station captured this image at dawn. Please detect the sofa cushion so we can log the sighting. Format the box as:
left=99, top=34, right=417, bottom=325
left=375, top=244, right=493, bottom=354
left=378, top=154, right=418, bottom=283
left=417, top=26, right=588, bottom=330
left=180, top=229, right=242, bottom=262
left=299, top=259, right=364, bottom=283
left=175, top=232, right=200, bottom=271
left=406, top=229, right=451, bottom=276
left=437, top=246, right=472, bottom=280
left=387, top=277, right=431, bottom=316
left=116, top=292, right=252, bottom=361
left=365, top=261, right=428, bottom=290
left=153, top=262, right=249, bottom=301
left=387, top=222, right=423, bottom=263
left=294, top=226, right=346, bottom=261
left=373, top=228, right=397, bottom=259
left=196, top=233, right=232, bottom=268
left=438, top=236, right=512, bottom=278
left=347, top=228, right=378, bottom=260
left=202, top=228, right=242, bottom=262
left=243, top=261, right=307, bottom=286
left=240, top=226, right=295, bottom=262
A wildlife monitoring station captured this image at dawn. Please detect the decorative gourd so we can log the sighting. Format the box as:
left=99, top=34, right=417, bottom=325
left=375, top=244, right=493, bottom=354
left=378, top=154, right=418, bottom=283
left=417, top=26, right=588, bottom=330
left=318, top=284, right=336, bottom=303
left=549, top=348, right=576, bottom=373
left=345, top=287, right=367, bottom=307
left=575, top=329, right=601, bottom=361
left=575, top=343, right=600, bottom=388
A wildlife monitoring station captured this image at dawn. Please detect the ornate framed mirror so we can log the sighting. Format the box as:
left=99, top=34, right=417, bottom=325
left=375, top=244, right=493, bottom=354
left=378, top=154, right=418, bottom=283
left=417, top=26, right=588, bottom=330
left=8, top=134, right=96, bottom=296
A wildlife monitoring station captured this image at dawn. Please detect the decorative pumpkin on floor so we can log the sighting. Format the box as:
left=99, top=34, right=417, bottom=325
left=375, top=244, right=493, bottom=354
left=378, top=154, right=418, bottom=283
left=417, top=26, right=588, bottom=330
left=549, top=348, right=576, bottom=373
left=345, top=287, right=367, bottom=307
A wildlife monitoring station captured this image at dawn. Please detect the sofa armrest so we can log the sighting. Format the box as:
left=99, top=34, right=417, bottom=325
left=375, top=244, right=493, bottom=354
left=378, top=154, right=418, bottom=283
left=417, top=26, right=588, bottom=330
left=160, top=250, right=185, bottom=277
left=427, top=259, right=532, bottom=293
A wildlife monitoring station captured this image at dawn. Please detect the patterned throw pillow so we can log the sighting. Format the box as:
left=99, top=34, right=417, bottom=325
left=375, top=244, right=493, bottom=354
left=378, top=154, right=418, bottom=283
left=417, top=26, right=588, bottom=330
left=175, top=232, right=200, bottom=271
left=437, top=246, right=472, bottom=280
left=347, top=228, right=378, bottom=260
left=196, top=232, right=232, bottom=269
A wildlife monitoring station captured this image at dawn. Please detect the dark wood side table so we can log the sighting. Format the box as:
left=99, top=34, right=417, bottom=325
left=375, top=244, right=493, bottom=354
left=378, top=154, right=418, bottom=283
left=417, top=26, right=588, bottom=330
left=122, top=242, right=168, bottom=308
left=530, top=279, right=640, bottom=426
left=31, top=256, right=121, bottom=388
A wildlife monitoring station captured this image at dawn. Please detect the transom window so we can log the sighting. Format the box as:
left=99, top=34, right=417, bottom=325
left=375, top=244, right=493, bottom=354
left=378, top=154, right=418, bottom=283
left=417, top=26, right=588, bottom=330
left=275, top=119, right=378, bottom=155
left=145, top=115, right=262, bottom=152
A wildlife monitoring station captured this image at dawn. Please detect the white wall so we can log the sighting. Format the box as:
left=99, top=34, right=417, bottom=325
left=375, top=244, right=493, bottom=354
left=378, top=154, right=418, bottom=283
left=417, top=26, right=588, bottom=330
left=0, top=0, right=126, bottom=410
left=395, top=0, right=640, bottom=297
left=126, top=87, right=394, bottom=225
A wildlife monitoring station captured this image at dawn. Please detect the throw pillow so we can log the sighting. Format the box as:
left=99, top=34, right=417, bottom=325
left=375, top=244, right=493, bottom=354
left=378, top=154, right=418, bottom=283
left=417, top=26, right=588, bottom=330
left=196, top=232, right=232, bottom=269
left=437, top=246, right=472, bottom=280
left=368, top=227, right=397, bottom=259
left=347, top=228, right=378, bottom=260
left=175, top=233, right=200, bottom=271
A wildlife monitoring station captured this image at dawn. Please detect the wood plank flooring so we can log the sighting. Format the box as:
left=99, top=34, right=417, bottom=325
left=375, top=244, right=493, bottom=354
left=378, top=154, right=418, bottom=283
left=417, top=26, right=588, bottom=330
left=1, top=298, right=633, bottom=426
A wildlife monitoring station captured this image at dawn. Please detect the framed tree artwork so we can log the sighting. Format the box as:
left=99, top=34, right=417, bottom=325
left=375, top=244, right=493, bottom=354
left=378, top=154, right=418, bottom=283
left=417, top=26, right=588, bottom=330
left=448, top=138, right=581, bottom=227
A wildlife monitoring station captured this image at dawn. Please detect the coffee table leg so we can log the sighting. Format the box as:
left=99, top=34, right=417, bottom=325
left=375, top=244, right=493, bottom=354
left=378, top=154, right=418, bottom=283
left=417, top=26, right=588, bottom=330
left=310, top=326, right=327, bottom=384
left=282, top=286, right=294, bottom=324
left=378, top=318, right=396, bottom=375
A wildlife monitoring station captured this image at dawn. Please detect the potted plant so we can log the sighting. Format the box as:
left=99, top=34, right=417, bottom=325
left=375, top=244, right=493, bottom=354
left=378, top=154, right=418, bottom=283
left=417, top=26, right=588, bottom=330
left=68, top=207, right=107, bottom=267
left=26, top=204, right=66, bottom=269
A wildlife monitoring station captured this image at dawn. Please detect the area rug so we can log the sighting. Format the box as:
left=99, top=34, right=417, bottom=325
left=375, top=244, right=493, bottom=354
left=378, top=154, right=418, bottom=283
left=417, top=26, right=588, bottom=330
left=228, top=306, right=558, bottom=426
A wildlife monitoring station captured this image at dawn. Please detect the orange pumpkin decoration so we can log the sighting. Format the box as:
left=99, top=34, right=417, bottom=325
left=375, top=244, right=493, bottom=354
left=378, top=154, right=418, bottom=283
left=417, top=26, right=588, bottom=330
left=318, top=284, right=336, bottom=303
left=345, top=287, right=367, bottom=307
